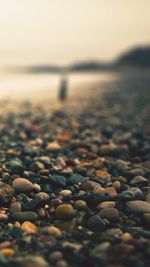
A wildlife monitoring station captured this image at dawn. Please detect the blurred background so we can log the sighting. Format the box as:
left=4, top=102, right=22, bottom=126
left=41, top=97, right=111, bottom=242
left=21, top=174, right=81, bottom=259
left=0, top=0, right=150, bottom=102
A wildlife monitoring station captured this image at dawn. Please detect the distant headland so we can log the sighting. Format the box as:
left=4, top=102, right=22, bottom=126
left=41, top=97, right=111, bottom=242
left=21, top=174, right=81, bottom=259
left=5, top=45, right=150, bottom=74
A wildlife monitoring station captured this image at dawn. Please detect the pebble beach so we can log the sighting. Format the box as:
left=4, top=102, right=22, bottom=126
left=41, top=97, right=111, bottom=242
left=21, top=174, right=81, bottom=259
left=0, top=70, right=150, bottom=267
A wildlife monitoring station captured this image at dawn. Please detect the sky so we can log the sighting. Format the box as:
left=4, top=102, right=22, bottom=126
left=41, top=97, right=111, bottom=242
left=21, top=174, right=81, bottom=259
left=0, top=0, right=150, bottom=66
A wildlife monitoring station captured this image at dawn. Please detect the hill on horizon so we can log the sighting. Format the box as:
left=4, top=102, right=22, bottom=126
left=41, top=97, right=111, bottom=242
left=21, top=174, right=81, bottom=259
left=7, top=45, right=150, bottom=74
left=116, top=46, right=150, bottom=67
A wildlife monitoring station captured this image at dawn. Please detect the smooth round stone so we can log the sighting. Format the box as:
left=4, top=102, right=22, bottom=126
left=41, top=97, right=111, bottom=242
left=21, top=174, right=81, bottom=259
left=21, top=221, right=38, bottom=234
left=35, top=192, right=50, bottom=201
left=56, top=260, right=68, bottom=267
left=143, top=213, right=150, bottom=224
left=122, top=232, right=133, bottom=242
left=67, top=175, right=86, bottom=185
left=12, top=178, right=34, bottom=193
left=146, top=191, right=150, bottom=203
left=48, top=175, right=67, bottom=187
left=74, top=200, right=87, bottom=210
left=0, top=248, right=15, bottom=257
left=126, top=201, right=150, bottom=214
left=0, top=182, right=14, bottom=204
left=105, top=187, right=117, bottom=196
left=105, top=228, right=123, bottom=237
left=7, top=160, right=24, bottom=174
left=130, top=168, right=145, bottom=176
left=59, top=190, right=72, bottom=197
left=30, top=161, right=45, bottom=172
left=55, top=204, right=75, bottom=220
left=112, top=180, right=121, bottom=191
left=99, top=208, right=120, bottom=222
left=46, top=141, right=61, bottom=152
left=90, top=242, right=110, bottom=257
left=49, top=251, right=63, bottom=263
left=10, top=211, right=38, bottom=222
left=87, top=215, right=106, bottom=231
left=95, top=170, right=111, bottom=181
left=97, top=201, right=115, bottom=210
left=80, top=180, right=97, bottom=191
left=10, top=202, right=21, bottom=212
left=46, top=226, right=62, bottom=237
left=0, top=214, right=8, bottom=222
left=19, top=256, right=49, bottom=267
left=129, top=176, right=148, bottom=185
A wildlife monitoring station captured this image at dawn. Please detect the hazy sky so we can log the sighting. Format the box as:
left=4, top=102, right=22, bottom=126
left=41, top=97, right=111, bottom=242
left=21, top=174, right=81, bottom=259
left=0, top=0, right=150, bottom=66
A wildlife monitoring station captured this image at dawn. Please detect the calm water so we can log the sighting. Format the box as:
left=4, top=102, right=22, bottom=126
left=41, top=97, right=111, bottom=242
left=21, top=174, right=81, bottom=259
left=0, top=71, right=119, bottom=102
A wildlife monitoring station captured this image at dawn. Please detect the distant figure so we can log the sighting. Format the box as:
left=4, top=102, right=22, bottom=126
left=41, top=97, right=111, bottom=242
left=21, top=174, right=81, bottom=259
left=59, top=72, right=68, bottom=101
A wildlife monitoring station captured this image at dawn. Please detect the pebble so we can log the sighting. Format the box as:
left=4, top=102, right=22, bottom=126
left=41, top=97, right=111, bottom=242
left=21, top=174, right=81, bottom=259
left=0, top=248, right=15, bottom=257
left=46, top=226, right=62, bottom=237
left=10, top=211, right=38, bottom=222
left=55, top=204, right=75, bottom=220
left=105, top=187, right=117, bottom=196
left=21, top=221, right=38, bottom=234
left=30, top=161, right=45, bottom=172
left=122, top=232, right=133, bottom=242
left=99, top=208, right=120, bottom=222
left=48, top=175, right=67, bottom=187
left=46, top=141, right=61, bottom=152
left=87, top=215, right=106, bottom=231
left=95, top=170, right=111, bottom=181
left=126, top=200, right=150, bottom=214
left=129, top=175, right=148, bottom=185
left=0, top=182, right=14, bottom=203
left=7, top=160, right=24, bottom=174
left=10, top=202, right=21, bottom=213
left=97, top=201, right=115, bottom=210
left=19, top=256, right=49, bottom=267
left=143, top=213, right=150, bottom=224
left=56, top=260, right=68, bottom=267
left=74, top=200, right=87, bottom=210
left=59, top=189, right=72, bottom=197
left=12, top=178, right=34, bottom=193
left=49, top=251, right=63, bottom=263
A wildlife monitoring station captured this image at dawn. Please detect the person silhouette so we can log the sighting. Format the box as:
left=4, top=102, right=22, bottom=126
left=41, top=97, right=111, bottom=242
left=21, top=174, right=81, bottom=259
left=59, top=71, right=68, bottom=101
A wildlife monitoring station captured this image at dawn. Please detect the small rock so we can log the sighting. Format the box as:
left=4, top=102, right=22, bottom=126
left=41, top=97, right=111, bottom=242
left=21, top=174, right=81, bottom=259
left=48, top=175, right=67, bottom=187
left=59, top=190, right=72, bottom=197
left=67, top=175, right=86, bottom=185
left=74, top=200, right=87, bottom=210
left=130, top=176, right=148, bottom=185
left=0, top=182, right=14, bottom=203
left=10, top=211, right=38, bottom=222
left=21, top=221, right=38, bottom=234
left=30, top=161, right=45, bottom=172
left=7, top=160, right=24, bottom=174
left=127, top=201, right=150, bottom=214
left=19, top=256, right=49, bottom=267
left=49, top=251, right=63, bottom=263
left=99, top=208, right=120, bottom=222
left=122, top=232, right=133, bottom=242
left=12, top=178, right=34, bottom=193
left=46, top=141, right=61, bottom=152
left=87, top=215, right=106, bottom=231
left=105, top=187, right=117, bottom=196
left=10, top=202, right=21, bottom=213
left=56, top=260, right=68, bottom=267
left=97, top=201, right=115, bottom=210
left=46, top=226, right=62, bottom=237
left=55, top=204, right=75, bottom=220
left=0, top=248, right=15, bottom=257
left=143, top=213, right=150, bottom=224
left=95, top=170, right=111, bottom=181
